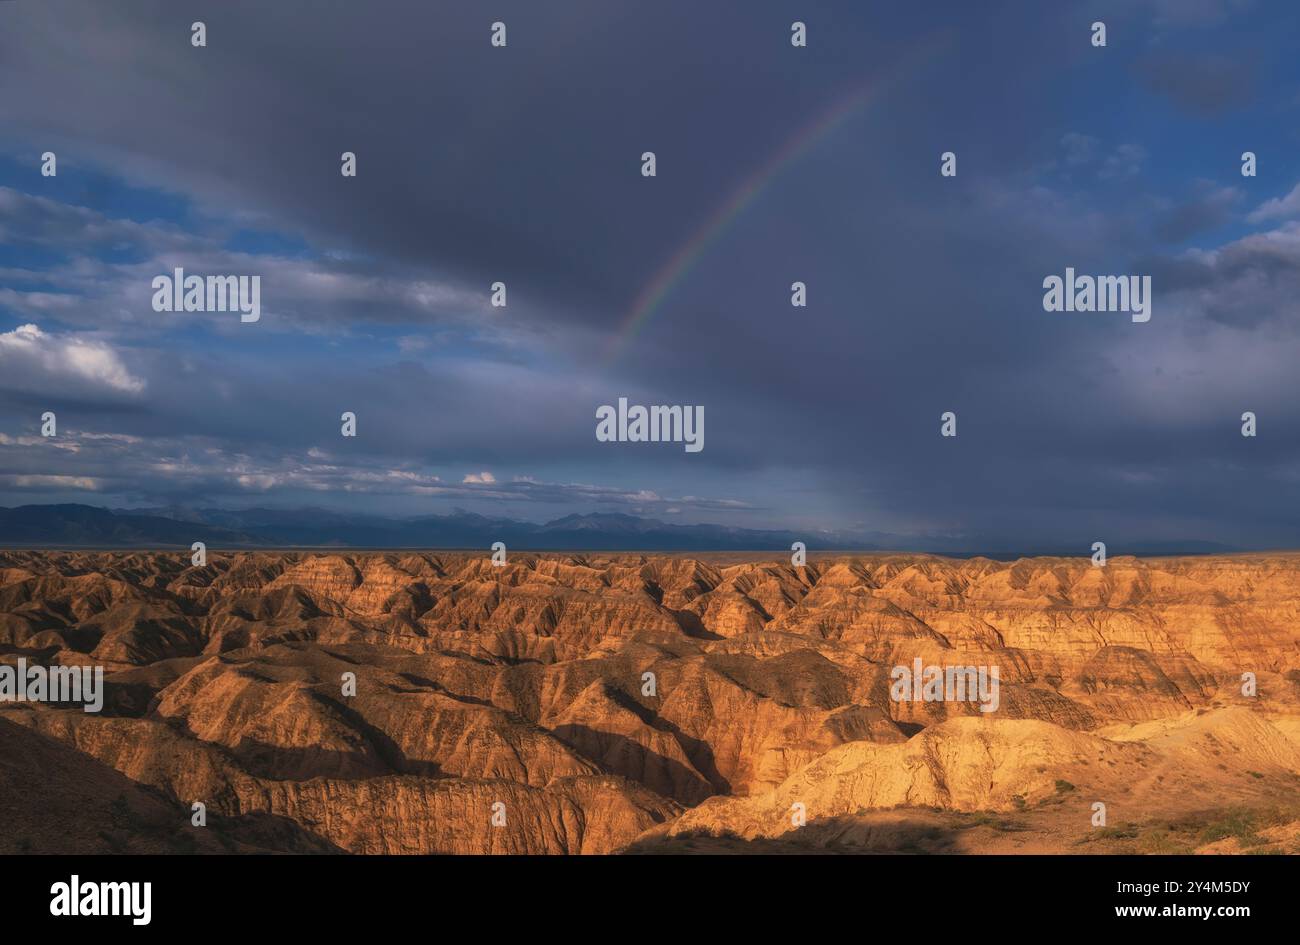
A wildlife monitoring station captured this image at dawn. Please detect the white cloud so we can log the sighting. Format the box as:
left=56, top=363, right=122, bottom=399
left=4, top=474, right=100, bottom=490
left=1059, top=132, right=1098, bottom=167
left=0, top=323, right=145, bottom=394
left=1099, top=143, right=1147, bottom=181
left=1247, top=183, right=1300, bottom=224
left=0, top=427, right=754, bottom=515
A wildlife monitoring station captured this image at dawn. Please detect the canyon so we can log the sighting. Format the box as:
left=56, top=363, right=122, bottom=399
left=2, top=549, right=1299, bottom=854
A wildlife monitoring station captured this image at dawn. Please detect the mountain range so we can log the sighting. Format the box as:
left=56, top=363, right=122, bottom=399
left=0, top=504, right=851, bottom=552
left=0, top=504, right=1245, bottom=555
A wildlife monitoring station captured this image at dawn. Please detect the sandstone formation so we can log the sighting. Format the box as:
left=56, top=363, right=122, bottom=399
left=2, top=550, right=1299, bottom=854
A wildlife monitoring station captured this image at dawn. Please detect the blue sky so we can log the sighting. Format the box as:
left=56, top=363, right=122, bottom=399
left=2, top=0, right=1300, bottom=549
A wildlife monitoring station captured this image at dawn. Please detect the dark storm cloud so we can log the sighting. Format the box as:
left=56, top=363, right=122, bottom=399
left=0, top=0, right=905, bottom=333
left=1152, top=184, right=1240, bottom=244
left=0, top=186, right=501, bottom=335
left=1137, top=0, right=1256, bottom=29
left=1138, top=222, right=1300, bottom=330
left=1136, top=54, right=1255, bottom=116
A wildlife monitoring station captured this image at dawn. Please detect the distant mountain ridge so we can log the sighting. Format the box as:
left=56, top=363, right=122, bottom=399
left=0, top=504, right=852, bottom=552
left=0, top=504, right=1244, bottom=555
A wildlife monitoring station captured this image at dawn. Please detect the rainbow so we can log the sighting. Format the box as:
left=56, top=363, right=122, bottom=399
left=603, top=39, right=944, bottom=365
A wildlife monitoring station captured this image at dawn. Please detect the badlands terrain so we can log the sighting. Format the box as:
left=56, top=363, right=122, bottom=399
left=2, top=549, right=1299, bottom=855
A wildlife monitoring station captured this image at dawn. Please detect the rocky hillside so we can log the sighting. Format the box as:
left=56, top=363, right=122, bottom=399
left=3, top=550, right=1299, bottom=854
